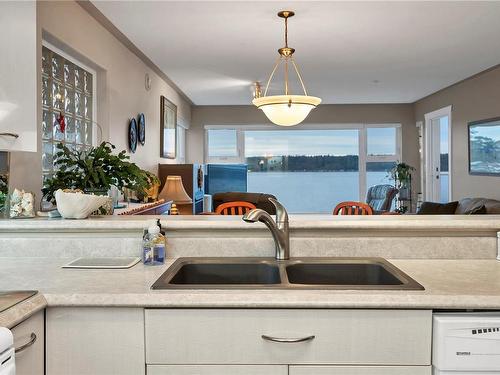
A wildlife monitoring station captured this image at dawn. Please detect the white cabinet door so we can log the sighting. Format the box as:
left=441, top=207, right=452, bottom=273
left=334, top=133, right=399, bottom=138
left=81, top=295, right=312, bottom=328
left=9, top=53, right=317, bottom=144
left=147, top=365, right=288, bottom=375
left=46, top=307, right=145, bottom=375
left=0, top=1, right=37, bottom=152
left=145, top=309, right=432, bottom=365
left=290, top=366, right=431, bottom=375
left=11, top=310, right=44, bottom=375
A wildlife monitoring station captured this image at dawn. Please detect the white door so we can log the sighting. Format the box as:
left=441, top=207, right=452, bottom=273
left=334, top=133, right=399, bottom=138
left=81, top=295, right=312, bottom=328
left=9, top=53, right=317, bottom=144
left=424, top=106, right=451, bottom=203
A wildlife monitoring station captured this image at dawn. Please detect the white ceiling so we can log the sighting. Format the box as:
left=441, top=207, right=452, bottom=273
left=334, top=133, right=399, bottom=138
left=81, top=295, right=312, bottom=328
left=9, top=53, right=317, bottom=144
left=92, top=1, right=500, bottom=105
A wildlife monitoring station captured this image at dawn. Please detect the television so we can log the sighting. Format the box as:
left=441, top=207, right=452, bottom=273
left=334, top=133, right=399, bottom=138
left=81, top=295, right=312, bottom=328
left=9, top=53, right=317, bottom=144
left=205, top=164, right=248, bottom=195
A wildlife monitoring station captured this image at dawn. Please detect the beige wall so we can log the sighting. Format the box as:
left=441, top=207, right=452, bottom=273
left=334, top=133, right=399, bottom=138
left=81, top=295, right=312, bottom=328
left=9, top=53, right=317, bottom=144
left=10, top=0, right=191, bottom=199
left=188, top=103, right=420, bottom=191
left=414, top=65, right=500, bottom=201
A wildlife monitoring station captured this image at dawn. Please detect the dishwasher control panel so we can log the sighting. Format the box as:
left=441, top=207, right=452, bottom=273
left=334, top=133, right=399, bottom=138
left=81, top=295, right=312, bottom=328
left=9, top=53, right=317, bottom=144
left=433, top=313, right=500, bottom=373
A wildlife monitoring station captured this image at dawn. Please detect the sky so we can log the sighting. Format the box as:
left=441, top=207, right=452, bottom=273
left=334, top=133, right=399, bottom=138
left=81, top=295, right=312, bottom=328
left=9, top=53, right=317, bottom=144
left=209, top=128, right=397, bottom=157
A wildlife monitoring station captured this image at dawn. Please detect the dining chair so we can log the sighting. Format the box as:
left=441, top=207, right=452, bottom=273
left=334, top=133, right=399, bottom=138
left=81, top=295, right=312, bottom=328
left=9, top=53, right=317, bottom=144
left=215, top=201, right=257, bottom=215
left=333, top=201, right=374, bottom=215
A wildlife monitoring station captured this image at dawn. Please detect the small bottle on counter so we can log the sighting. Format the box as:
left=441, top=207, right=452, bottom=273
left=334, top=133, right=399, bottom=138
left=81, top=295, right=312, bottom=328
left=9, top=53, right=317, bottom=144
left=142, top=224, right=166, bottom=265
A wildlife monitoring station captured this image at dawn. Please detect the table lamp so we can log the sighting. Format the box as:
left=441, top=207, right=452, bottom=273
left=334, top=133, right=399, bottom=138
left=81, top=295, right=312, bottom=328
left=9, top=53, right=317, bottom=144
left=158, top=175, right=192, bottom=215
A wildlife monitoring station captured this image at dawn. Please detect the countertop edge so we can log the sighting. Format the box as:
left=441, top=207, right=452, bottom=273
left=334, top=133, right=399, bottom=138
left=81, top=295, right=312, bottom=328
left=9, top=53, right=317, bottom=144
left=0, top=293, right=47, bottom=328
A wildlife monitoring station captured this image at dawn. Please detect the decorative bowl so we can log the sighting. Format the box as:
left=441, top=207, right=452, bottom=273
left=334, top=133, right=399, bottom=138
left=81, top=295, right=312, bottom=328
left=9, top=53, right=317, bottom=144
left=55, top=189, right=110, bottom=219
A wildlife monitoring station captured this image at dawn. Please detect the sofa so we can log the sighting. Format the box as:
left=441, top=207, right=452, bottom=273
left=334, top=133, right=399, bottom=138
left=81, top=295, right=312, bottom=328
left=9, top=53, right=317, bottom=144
left=417, top=197, right=500, bottom=214
left=455, top=197, right=500, bottom=214
left=212, top=192, right=277, bottom=215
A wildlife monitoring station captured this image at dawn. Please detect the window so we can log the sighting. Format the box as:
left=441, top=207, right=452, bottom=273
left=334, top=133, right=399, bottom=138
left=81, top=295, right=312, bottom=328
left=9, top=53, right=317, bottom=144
left=205, top=124, right=401, bottom=213
left=367, top=127, right=397, bottom=156
left=177, top=125, right=186, bottom=163
left=207, top=129, right=238, bottom=158
left=41, top=44, right=95, bottom=185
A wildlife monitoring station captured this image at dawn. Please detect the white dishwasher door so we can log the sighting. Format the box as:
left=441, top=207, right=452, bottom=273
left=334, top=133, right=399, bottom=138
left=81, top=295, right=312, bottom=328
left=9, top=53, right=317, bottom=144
left=433, top=313, right=500, bottom=374
left=0, top=327, right=15, bottom=375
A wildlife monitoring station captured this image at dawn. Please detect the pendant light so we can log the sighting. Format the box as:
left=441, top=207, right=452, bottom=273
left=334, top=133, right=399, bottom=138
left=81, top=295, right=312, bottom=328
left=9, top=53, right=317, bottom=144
left=253, top=11, right=321, bottom=126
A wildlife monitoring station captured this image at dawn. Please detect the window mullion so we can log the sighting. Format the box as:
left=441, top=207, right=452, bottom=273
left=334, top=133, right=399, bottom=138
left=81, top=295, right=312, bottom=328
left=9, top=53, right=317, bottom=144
left=359, top=128, right=367, bottom=201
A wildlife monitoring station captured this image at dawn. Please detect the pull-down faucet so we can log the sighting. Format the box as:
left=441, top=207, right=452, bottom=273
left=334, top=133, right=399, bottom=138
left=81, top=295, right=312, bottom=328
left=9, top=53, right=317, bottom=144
left=242, top=198, right=290, bottom=260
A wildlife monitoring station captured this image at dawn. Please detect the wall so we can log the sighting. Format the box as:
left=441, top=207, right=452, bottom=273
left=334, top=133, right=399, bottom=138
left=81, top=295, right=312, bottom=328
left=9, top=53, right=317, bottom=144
left=188, top=103, right=419, bottom=189
left=9, top=0, right=191, bottom=199
left=414, top=65, right=500, bottom=201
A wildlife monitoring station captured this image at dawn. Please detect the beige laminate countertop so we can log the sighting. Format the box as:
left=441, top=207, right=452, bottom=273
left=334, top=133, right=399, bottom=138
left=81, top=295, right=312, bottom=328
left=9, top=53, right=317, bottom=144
left=0, top=257, right=500, bottom=312
left=0, top=293, right=47, bottom=328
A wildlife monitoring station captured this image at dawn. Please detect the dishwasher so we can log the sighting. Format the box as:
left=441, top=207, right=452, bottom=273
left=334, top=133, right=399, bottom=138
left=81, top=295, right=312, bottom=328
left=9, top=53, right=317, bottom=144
left=0, top=327, right=15, bottom=375
left=433, top=313, right=500, bottom=374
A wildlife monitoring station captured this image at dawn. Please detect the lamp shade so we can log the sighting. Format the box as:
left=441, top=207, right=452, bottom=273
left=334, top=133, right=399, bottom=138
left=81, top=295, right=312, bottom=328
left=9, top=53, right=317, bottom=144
left=158, top=175, right=192, bottom=204
left=253, top=95, right=321, bottom=126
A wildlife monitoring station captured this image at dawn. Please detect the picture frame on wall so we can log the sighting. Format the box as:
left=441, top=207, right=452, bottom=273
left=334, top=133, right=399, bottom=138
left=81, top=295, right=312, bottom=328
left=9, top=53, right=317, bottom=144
left=468, top=117, right=500, bottom=176
left=160, top=95, right=177, bottom=159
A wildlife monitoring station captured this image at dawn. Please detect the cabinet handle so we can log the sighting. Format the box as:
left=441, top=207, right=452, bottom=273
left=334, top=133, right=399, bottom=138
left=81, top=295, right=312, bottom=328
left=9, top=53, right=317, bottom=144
left=261, top=334, right=315, bottom=343
left=15, top=333, right=37, bottom=353
left=0, top=132, right=19, bottom=138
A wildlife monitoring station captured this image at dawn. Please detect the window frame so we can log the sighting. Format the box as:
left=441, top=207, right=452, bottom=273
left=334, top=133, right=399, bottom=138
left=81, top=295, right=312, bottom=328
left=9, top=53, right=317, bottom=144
left=204, top=123, right=401, bottom=204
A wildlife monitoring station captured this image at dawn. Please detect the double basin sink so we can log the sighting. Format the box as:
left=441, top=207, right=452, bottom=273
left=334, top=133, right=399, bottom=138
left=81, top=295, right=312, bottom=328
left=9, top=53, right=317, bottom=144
left=152, top=257, right=424, bottom=290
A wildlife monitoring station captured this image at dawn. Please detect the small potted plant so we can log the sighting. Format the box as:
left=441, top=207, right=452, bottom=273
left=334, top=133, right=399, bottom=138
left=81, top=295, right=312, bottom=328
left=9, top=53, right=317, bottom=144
left=389, top=162, right=415, bottom=213
left=42, top=142, right=159, bottom=211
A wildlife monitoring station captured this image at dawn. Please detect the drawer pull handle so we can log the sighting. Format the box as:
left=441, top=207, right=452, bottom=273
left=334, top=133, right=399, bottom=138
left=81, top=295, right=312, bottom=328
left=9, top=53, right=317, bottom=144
left=261, top=334, right=315, bottom=343
left=0, top=133, right=19, bottom=138
left=15, top=333, right=36, bottom=353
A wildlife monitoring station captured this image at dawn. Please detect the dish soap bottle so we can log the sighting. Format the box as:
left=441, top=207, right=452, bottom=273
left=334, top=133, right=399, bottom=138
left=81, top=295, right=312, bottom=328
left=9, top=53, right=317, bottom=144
left=143, top=224, right=165, bottom=265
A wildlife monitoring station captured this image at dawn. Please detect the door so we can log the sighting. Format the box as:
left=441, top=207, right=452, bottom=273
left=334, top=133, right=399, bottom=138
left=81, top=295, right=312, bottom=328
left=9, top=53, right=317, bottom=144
left=424, top=106, right=451, bottom=203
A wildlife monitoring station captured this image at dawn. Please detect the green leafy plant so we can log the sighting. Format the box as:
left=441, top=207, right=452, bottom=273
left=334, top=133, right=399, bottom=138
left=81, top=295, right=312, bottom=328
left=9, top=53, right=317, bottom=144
left=42, top=142, right=159, bottom=202
left=0, top=174, right=8, bottom=213
left=389, top=162, right=415, bottom=186
left=388, top=162, right=415, bottom=214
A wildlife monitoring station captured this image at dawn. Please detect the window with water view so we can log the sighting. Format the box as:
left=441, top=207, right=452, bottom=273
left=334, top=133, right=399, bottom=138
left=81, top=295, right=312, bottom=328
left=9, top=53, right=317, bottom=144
left=207, top=126, right=400, bottom=213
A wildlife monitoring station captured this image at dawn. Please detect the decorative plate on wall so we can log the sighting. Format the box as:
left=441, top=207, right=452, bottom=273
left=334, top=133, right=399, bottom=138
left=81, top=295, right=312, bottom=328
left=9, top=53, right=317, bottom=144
left=138, top=113, right=146, bottom=145
left=129, top=118, right=138, bottom=153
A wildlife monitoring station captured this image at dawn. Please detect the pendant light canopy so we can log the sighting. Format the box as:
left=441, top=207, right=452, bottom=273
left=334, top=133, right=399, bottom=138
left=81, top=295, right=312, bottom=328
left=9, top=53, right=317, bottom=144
left=253, top=11, right=321, bottom=126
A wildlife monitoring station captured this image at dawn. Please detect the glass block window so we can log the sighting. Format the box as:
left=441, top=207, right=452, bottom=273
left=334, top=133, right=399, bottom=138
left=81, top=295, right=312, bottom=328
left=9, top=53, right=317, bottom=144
left=41, top=46, right=94, bottom=184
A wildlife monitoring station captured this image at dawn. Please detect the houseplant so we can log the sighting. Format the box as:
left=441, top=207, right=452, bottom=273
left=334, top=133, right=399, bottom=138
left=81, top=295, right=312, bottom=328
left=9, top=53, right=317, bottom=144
left=42, top=142, right=159, bottom=203
left=0, top=173, right=8, bottom=215
left=389, top=162, right=415, bottom=213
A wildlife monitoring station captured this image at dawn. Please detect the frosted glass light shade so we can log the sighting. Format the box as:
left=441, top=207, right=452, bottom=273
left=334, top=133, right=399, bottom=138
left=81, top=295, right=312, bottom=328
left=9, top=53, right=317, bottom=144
left=253, top=95, right=321, bottom=126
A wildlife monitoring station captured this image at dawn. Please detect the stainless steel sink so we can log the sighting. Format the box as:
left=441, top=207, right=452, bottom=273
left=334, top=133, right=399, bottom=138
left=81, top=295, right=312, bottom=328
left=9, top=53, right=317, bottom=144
left=152, top=257, right=424, bottom=290
left=163, top=260, right=280, bottom=286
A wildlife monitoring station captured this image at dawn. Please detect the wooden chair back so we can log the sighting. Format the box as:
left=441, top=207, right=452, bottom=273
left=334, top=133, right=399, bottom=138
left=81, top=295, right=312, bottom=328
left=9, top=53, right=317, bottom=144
left=215, top=201, right=257, bottom=215
left=333, top=201, right=374, bottom=215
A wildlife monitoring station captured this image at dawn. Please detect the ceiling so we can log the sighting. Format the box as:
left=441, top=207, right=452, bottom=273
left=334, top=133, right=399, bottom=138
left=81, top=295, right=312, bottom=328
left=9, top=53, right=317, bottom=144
left=92, top=1, right=500, bottom=105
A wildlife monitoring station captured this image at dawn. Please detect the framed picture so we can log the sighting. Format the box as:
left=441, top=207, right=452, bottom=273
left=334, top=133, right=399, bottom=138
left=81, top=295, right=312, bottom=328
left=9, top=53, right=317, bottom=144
left=160, top=96, right=177, bottom=159
left=468, top=117, right=500, bottom=176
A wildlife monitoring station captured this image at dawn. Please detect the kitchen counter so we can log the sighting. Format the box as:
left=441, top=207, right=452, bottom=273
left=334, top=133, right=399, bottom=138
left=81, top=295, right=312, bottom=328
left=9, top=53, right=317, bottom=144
left=1, top=214, right=500, bottom=232
left=0, top=292, right=46, bottom=328
left=0, top=257, right=499, bottom=310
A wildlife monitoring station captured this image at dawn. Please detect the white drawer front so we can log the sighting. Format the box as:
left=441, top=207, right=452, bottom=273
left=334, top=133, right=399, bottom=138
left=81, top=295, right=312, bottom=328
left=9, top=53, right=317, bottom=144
left=147, top=365, right=287, bottom=375
left=290, top=365, right=431, bottom=375
left=145, top=309, right=431, bottom=365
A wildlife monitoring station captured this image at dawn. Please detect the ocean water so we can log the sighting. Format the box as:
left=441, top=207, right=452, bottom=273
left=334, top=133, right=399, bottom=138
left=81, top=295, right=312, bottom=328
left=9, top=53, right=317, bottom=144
left=247, top=171, right=393, bottom=213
